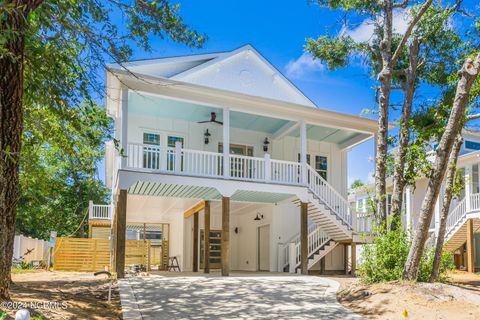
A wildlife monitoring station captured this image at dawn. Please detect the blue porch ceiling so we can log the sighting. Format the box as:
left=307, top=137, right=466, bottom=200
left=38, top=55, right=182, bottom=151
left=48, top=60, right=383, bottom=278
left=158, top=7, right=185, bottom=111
left=129, top=91, right=363, bottom=144
left=129, top=92, right=288, bottom=134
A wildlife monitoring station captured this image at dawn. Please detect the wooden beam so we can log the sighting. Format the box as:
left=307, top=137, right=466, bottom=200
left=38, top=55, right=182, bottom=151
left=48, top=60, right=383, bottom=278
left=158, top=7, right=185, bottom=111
left=351, top=242, right=357, bottom=276
left=114, top=189, right=127, bottom=278
left=467, top=219, right=475, bottom=273
left=193, top=211, right=199, bottom=272
left=344, top=244, right=349, bottom=275
left=300, top=202, right=308, bottom=275
left=221, top=197, right=230, bottom=276
left=184, top=200, right=205, bottom=219
left=204, top=201, right=210, bottom=274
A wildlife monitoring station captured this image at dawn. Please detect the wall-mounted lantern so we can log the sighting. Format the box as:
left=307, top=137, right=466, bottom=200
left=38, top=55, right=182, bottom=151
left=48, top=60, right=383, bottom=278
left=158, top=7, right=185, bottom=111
left=204, top=129, right=211, bottom=145
left=263, top=137, right=270, bottom=152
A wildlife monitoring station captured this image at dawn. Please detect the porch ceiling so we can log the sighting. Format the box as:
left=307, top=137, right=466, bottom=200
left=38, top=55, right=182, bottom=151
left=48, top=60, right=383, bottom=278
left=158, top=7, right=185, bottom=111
left=127, top=181, right=295, bottom=204
left=129, top=91, right=288, bottom=134
left=290, top=124, right=362, bottom=145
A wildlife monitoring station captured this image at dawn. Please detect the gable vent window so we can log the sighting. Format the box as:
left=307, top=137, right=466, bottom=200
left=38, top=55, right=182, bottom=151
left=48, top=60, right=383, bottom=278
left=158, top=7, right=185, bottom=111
left=465, top=140, right=480, bottom=150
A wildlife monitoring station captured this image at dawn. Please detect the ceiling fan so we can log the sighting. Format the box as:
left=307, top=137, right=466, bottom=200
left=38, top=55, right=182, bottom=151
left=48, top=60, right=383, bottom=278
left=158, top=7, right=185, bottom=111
left=198, top=112, right=223, bottom=125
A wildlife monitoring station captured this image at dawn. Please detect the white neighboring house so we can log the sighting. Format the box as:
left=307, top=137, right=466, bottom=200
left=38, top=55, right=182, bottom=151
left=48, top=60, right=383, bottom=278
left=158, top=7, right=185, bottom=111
left=353, top=128, right=480, bottom=273
left=89, top=44, right=378, bottom=277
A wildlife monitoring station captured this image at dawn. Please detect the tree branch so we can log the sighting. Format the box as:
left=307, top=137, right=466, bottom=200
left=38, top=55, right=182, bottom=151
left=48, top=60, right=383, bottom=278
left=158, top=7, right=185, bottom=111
left=391, top=0, right=433, bottom=66
left=393, top=0, right=409, bottom=9
left=467, top=113, right=480, bottom=121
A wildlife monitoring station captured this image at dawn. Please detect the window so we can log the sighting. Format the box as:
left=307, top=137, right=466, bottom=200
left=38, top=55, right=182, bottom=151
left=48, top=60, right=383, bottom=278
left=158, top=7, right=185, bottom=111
left=143, top=133, right=160, bottom=145
left=297, top=153, right=311, bottom=165
left=143, top=133, right=160, bottom=169
left=465, top=140, right=480, bottom=150
left=315, top=156, right=328, bottom=181
left=167, top=136, right=184, bottom=148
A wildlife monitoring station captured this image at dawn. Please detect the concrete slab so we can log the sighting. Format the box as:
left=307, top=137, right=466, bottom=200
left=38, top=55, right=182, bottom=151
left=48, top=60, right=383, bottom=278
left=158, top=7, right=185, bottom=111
left=118, top=272, right=362, bottom=319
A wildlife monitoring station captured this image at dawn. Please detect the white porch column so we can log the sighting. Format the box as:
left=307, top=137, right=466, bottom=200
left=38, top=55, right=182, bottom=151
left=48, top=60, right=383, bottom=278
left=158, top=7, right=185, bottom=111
left=300, top=121, right=307, bottom=185
left=288, top=243, right=296, bottom=273
left=120, top=87, right=128, bottom=169
left=405, top=186, right=413, bottom=237
left=465, top=165, right=472, bottom=212
left=223, top=108, right=230, bottom=179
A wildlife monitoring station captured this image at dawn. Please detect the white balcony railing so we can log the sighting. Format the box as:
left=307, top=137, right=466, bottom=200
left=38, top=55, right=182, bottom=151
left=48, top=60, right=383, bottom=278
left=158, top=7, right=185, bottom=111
left=124, top=143, right=303, bottom=185
left=89, top=201, right=113, bottom=220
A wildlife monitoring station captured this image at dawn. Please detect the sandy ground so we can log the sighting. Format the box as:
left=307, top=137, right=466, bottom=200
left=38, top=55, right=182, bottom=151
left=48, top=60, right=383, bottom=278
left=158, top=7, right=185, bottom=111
left=333, top=271, right=480, bottom=320
left=2, top=270, right=121, bottom=319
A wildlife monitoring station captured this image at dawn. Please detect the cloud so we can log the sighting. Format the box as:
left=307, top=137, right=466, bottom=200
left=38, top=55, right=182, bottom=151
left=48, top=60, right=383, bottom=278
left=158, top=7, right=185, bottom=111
left=285, top=52, right=324, bottom=79
left=341, top=9, right=410, bottom=43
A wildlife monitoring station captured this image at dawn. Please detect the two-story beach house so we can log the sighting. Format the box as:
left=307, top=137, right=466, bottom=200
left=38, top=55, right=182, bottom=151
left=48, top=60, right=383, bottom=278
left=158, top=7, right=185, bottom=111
left=88, top=45, right=377, bottom=277
left=353, top=129, right=480, bottom=273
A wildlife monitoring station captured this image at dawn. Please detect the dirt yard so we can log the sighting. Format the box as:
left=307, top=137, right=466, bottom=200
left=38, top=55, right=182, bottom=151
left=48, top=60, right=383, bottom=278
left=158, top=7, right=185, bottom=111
left=2, top=270, right=121, bottom=319
left=334, top=271, right=480, bottom=320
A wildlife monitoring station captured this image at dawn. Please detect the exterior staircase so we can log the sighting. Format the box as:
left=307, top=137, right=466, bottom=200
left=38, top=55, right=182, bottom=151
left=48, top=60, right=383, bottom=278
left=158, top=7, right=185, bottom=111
left=443, top=193, right=480, bottom=252
left=280, top=165, right=374, bottom=273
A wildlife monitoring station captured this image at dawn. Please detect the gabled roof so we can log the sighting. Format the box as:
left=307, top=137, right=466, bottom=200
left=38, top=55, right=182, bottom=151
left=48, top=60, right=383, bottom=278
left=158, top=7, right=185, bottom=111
left=109, top=44, right=316, bottom=107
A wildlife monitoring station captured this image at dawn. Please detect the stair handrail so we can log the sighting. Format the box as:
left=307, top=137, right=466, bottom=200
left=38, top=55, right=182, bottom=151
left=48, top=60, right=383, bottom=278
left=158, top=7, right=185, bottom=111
left=281, top=224, right=317, bottom=269
left=446, top=197, right=467, bottom=237
left=292, top=226, right=330, bottom=268
left=306, top=165, right=353, bottom=228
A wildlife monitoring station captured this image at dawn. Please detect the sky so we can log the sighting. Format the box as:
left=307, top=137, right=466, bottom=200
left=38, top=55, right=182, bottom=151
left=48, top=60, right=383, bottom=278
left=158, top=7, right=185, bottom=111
left=98, top=0, right=478, bottom=186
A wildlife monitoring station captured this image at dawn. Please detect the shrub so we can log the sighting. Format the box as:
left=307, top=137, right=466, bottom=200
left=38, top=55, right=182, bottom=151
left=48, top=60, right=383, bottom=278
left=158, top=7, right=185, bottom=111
left=0, top=310, right=6, bottom=320
left=358, top=223, right=410, bottom=283
left=417, top=249, right=455, bottom=282
left=358, top=219, right=454, bottom=283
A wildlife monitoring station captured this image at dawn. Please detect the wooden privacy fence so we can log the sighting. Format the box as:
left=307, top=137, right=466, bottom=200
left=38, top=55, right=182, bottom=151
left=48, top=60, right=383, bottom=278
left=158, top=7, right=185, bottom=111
left=54, top=237, right=150, bottom=272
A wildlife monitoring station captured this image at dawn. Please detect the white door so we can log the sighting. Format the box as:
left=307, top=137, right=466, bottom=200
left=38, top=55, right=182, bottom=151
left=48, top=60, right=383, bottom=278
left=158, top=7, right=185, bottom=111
left=258, top=225, right=270, bottom=271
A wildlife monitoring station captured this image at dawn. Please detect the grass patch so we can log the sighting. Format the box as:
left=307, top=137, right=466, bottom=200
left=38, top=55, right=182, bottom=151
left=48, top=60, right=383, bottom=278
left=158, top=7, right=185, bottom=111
left=0, top=310, right=6, bottom=320
left=11, top=268, right=40, bottom=274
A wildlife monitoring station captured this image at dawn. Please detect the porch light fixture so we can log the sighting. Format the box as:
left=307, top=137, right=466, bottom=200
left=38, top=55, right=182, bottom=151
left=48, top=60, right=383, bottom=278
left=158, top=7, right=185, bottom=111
left=263, top=137, right=270, bottom=152
left=254, top=213, right=263, bottom=221
left=204, top=129, right=211, bottom=145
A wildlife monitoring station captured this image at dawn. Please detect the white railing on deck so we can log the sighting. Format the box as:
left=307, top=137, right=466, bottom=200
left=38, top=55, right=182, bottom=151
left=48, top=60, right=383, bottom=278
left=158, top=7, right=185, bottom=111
left=355, top=212, right=374, bottom=233
left=89, top=201, right=113, bottom=220
left=307, top=166, right=353, bottom=228
left=271, top=160, right=301, bottom=185
left=470, top=193, right=480, bottom=211
left=229, top=154, right=265, bottom=181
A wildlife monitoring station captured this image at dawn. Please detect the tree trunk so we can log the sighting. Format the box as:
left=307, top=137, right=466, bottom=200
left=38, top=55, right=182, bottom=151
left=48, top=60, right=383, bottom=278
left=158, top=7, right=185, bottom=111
left=0, top=9, right=26, bottom=302
left=390, top=38, right=420, bottom=229
left=0, top=0, right=43, bottom=301
left=430, top=134, right=463, bottom=282
left=375, top=0, right=393, bottom=224
left=403, top=56, right=480, bottom=280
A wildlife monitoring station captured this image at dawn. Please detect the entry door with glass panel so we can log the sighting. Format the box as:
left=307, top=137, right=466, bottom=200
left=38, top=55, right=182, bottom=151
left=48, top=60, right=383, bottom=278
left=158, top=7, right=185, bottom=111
left=143, top=133, right=161, bottom=169
left=200, top=230, right=222, bottom=269
left=219, top=143, right=254, bottom=178
left=167, top=135, right=184, bottom=171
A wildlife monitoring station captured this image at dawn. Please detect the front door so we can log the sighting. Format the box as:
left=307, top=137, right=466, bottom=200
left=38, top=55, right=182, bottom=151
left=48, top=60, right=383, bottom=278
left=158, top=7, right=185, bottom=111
left=258, top=225, right=270, bottom=271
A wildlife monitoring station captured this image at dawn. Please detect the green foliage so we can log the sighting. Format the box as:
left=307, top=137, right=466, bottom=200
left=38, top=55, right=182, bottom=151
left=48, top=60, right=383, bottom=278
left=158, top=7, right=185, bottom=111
left=1, top=0, right=206, bottom=240
left=350, top=179, right=365, bottom=189
left=359, top=219, right=454, bottom=283
left=417, top=249, right=455, bottom=283
left=358, top=222, right=410, bottom=283
left=0, top=310, right=6, bottom=320
left=305, top=36, right=355, bottom=69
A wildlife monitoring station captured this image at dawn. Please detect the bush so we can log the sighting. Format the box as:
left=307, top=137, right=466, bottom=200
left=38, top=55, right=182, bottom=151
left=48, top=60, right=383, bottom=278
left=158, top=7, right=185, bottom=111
left=417, top=249, right=455, bottom=283
left=358, top=221, right=454, bottom=283
left=358, top=224, right=410, bottom=283
left=0, top=310, right=6, bottom=320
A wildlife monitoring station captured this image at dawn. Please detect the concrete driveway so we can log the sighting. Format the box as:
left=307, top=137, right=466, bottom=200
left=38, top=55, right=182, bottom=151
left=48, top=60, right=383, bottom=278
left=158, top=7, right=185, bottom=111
left=118, top=272, right=362, bottom=319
